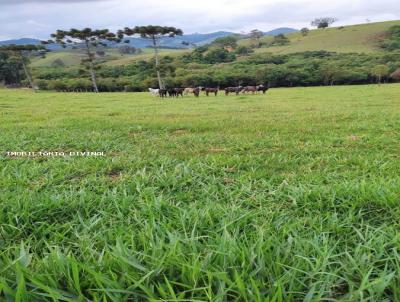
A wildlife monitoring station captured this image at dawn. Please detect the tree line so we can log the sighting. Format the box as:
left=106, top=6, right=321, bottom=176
left=31, top=50, right=400, bottom=92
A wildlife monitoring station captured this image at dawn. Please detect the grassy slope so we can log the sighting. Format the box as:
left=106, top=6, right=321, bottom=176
left=1, top=84, right=400, bottom=300
left=32, top=48, right=188, bottom=68
left=31, top=49, right=87, bottom=67
left=247, top=20, right=400, bottom=54
left=105, top=49, right=189, bottom=66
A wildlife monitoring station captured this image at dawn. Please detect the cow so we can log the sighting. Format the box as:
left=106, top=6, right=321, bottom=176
left=159, top=89, right=168, bottom=98
left=184, top=88, right=194, bottom=95
left=241, top=86, right=258, bottom=94
left=167, top=88, right=177, bottom=97
left=148, top=88, right=159, bottom=97
left=203, top=88, right=219, bottom=96
left=174, top=88, right=184, bottom=97
left=224, top=86, right=243, bottom=96
left=257, top=85, right=269, bottom=94
left=193, top=87, right=201, bottom=97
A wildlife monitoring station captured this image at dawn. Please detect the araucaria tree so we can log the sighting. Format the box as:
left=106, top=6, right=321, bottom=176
left=121, top=26, right=183, bottom=89
left=249, top=29, right=264, bottom=48
left=44, top=28, right=120, bottom=92
left=0, top=44, right=45, bottom=91
left=0, top=44, right=45, bottom=90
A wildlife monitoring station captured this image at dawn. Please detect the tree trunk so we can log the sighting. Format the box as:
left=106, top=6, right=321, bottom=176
left=85, top=40, right=99, bottom=93
left=152, top=36, right=164, bottom=89
left=20, top=51, right=36, bottom=92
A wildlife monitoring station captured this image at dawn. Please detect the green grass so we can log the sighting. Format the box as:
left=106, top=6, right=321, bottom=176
left=241, top=20, right=400, bottom=54
left=1, top=84, right=400, bottom=301
left=104, top=49, right=189, bottom=66
left=32, top=48, right=189, bottom=68
left=31, top=50, right=88, bottom=67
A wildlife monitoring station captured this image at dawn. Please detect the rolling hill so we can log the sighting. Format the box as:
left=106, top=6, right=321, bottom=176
left=28, top=28, right=298, bottom=67
left=245, top=20, right=400, bottom=54
left=28, top=20, right=400, bottom=68
left=30, top=48, right=188, bottom=68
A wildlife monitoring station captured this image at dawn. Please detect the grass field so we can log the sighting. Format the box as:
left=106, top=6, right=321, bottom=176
left=31, top=48, right=189, bottom=68
left=243, top=20, right=400, bottom=54
left=1, top=84, right=400, bottom=301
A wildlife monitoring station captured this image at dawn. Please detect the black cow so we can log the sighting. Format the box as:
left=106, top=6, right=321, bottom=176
left=257, top=85, right=269, bottom=94
left=174, top=88, right=184, bottom=97
left=159, top=89, right=168, bottom=98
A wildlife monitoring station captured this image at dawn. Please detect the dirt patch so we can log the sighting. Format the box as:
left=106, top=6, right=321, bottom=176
left=348, top=135, right=360, bottom=141
left=223, top=177, right=235, bottom=184
left=107, top=168, right=122, bottom=181
left=225, top=167, right=237, bottom=173
left=209, top=148, right=227, bottom=153
left=107, top=112, right=121, bottom=117
left=170, top=129, right=190, bottom=136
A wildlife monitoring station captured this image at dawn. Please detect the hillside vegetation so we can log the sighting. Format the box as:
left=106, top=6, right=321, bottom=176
left=1, top=84, right=400, bottom=300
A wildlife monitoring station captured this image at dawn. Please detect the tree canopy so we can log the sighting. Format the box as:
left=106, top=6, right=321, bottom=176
left=311, top=17, right=337, bottom=29
left=121, top=26, right=183, bottom=39
left=213, top=36, right=238, bottom=49
left=45, top=28, right=120, bottom=47
left=0, top=44, right=46, bottom=90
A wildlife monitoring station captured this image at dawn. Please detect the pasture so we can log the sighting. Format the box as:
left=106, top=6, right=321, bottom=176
left=1, top=84, right=400, bottom=301
left=244, top=20, right=400, bottom=54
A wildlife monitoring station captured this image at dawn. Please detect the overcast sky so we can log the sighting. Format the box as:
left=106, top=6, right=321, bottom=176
left=1, top=0, right=400, bottom=40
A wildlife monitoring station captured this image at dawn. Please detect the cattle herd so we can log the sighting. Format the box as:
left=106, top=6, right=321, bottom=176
left=148, top=85, right=269, bottom=98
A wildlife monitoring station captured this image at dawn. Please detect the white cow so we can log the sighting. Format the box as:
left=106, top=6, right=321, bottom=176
left=148, top=88, right=160, bottom=97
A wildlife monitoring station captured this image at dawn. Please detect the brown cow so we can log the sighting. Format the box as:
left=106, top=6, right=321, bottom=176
left=193, top=87, right=201, bottom=97
left=241, top=86, right=258, bottom=94
left=204, top=88, right=218, bottom=96
left=224, top=86, right=243, bottom=96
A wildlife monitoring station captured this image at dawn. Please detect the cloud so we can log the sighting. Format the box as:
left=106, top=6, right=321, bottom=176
left=1, top=0, right=105, bottom=4
left=0, top=0, right=399, bottom=39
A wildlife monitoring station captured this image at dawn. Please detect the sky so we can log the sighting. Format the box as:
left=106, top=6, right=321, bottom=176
left=1, top=0, right=400, bottom=40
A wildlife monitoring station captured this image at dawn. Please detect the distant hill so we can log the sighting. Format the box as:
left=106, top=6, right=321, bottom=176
left=121, top=29, right=299, bottom=49
left=1, top=29, right=299, bottom=50
left=0, top=32, right=236, bottom=50
left=121, top=31, right=236, bottom=49
left=0, top=38, right=61, bottom=50
left=0, top=38, right=41, bottom=46
left=264, top=27, right=298, bottom=36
